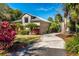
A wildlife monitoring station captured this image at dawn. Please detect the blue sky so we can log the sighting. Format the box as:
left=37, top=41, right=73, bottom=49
left=8, top=3, right=64, bottom=20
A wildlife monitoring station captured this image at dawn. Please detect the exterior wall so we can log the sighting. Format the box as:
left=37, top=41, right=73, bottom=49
left=40, top=21, right=50, bottom=34
left=22, top=14, right=31, bottom=25
left=21, top=14, right=50, bottom=34
left=32, top=22, right=40, bottom=26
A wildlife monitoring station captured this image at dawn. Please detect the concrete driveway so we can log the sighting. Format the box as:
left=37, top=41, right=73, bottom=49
left=9, top=33, right=66, bottom=56
left=28, top=33, right=66, bottom=56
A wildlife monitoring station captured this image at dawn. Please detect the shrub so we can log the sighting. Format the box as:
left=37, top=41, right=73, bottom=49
left=0, top=21, right=16, bottom=50
left=49, top=21, right=60, bottom=32
left=19, top=30, right=29, bottom=35
left=26, top=23, right=39, bottom=34
left=65, top=35, right=79, bottom=54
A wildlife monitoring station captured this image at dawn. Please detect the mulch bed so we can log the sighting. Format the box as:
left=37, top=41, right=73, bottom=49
left=56, top=33, right=74, bottom=41
left=56, top=33, right=77, bottom=56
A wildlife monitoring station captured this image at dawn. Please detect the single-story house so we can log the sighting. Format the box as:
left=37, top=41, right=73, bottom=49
left=14, top=13, right=50, bottom=34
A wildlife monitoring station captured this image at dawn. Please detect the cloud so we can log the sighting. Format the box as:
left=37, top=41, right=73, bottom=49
left=36, top=7, right=53, bottom=11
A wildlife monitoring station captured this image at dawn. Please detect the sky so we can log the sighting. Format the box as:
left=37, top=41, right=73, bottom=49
left=7, top=3, right=64, bottom=20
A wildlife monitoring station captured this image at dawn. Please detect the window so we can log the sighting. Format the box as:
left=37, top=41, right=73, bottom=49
left=24, top=17, right=28, bottom=22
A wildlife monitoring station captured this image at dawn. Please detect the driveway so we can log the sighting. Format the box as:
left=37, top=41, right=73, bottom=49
left=8, top=33, right=66, bottom=56
left=27, top=33, right=66, bottom=56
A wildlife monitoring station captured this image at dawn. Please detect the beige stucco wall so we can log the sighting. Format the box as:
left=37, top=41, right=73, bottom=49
left=40, top=21, right=50, bottom=34
left=21, top=14, right=50, bottom=34
left=32, top=22, right=40, bottom=26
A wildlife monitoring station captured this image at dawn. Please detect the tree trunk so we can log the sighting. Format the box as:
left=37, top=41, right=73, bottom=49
left=61, top=17, right=67, bottom=34
left=75, top=20, right=77, bottom=35
left=61, top=22, right=65, bottom=33
left=64, top=17, right=67, bottom=33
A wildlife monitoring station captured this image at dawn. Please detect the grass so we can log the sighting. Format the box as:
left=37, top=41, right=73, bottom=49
left=14, top=35, right=40, bottom=44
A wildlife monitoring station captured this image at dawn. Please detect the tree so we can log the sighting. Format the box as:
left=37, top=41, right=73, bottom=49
left=63, top=4, right=70, bottom=34
left=63, top=3, right=79, bottom=34
left=48, top=17, right=53, bottom=22
left=55, top=14, right=63, bottom=32
left=49, top=21, right=60, bottom=32
left=0, top=3, right=23, bottom=22
left=47, top=17, right=53, bottom=33
left=55, top=14, right=62, bottom=23
left=70, top=9, right=78, bottom=33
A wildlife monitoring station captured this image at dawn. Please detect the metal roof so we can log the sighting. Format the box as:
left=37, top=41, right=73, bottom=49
left=14, top=13, right=50, bottom=23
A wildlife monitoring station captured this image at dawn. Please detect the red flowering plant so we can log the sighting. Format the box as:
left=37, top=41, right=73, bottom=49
left=0, top=21, right=16, bottom=50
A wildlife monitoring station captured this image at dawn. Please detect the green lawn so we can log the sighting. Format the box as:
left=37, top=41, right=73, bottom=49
left=14, top=35, right=40, bottom=44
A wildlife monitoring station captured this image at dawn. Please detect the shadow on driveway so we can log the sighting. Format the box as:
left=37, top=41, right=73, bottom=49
left=28, top=47, right=66, bottom=56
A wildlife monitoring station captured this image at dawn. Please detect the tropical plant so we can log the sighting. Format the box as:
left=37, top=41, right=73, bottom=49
left=63, top=3, right=79, bottom=34
left=70, top=9, right=78, bottom=33
left=16, top=23, right=24, bottom=32
left=55, top=14, right=63, bottom=32
left=66, top=35, right=79, bottom=55
left=47, top=14, right=62, bottom=33
left=47, top=17, right=53, bottom=33
left=49, top=21, right=60, bottom=32
left=26, top=23, right=38, bottom=34
left=0, top=20, right=16, bottom=50
left=55, top=14, right=62, bottom=23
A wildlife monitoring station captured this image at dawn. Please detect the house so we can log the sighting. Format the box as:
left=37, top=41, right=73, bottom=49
left=14, top=13, right=50, bottom=34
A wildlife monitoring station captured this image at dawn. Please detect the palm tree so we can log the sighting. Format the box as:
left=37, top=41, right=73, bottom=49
left=63, top=4, right=70, bottom=34
left=55, top=14, right=63, bottom=33
left=47, top=17, right=53, bottom=33
left=63, top=4, right=77, bottom=33
left=70, top=9, right=78, bottom=33
left=63, top=3, right=79, bottom=34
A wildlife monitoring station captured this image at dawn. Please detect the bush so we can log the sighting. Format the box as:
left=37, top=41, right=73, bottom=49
left=49, top=21, right=60, bottom=32
left=0, top=21, right=16, bottom=50
left=66, top=35, right=79, bottom=54
left=19, top=30, right=29, bottom=35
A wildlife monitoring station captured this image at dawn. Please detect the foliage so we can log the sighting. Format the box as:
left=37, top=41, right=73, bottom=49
left=49, top=21, right=60, bottom=32
left=65, top=35, right=79, bottom=54
left=19, top=30, right=29, bottom=35
left=70, top=10, right=78, bottom=20
left=26, top=23, right=38, bottom=30
left=16, top=23, right=24, bottom=30
left=0, top=3, right=23, bottom=21
left=26, top=23, right=38, bottom=34
left=47, top=14, right=62, bottom=33
left=63, top=4, right=79, bottom=33
left=76, top=24, right=79, bottom=32
left=0, top=21, right=16, bottom=50
left=48, top=17, right=53, bottom=22
left=55, top=14, right=63, bottom=23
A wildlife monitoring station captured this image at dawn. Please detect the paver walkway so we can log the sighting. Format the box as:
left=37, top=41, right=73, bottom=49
left=28, top=33, right=66, bottom=56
